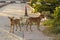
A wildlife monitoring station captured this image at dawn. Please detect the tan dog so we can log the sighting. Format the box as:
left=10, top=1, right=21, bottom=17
left=26, top=14, right=44, bottom=31
left=8, top=17, right=21, bottom=33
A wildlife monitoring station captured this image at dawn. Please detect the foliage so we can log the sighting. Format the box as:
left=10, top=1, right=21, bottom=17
left=44, top=0, right=58, bottom=3
left=43, top=6, right=60, bottom=34
left=30, top=0, right=60, bottom=13
left=43, top=19, right=53, bottom=26
left=30, top=0, right=37, bottom=6
left=33, top=3, right=42, bottom=12
left=54, top=7, right=60, bottom=19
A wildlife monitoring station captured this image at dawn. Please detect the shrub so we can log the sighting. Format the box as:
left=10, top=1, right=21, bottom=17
left=43, top=6, right=60, bottom=34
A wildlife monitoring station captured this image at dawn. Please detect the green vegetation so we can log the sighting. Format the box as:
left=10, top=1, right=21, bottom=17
left=30, top=0, right=60, bottom=35
left=30, top=0, right=60, bottom=13
left=42, top=6, right=60, bottom=34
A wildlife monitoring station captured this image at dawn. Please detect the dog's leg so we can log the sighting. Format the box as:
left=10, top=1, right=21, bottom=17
left=26, top=21, right=29, bottom=31
left=37, top=21, right=40, bottom=31
left=26, top=23, right=28, bottom=31
left=30, top=23, right=32, bottom=32
left=16, top=24, right=18, bottom=31
left=12, top=25, right=14, bottom=33
left=37, top=22, right=40, bottom=31
left=10, top=24, right=14, bottom=33
left=10, top=25, right=12, bottom=33
left=19, top=23, right=21, bottom=31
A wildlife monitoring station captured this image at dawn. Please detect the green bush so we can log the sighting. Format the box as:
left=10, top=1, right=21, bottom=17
left=30, top=0, right=60, bottom=13
left=42, top=19, right=54, bottom=26
left=43, top=6, right=60, bottom=34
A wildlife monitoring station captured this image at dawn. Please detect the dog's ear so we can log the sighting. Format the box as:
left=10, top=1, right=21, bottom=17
left=8, top=16, right=14, bottom=19
left=8, top=16, right=11, bottom=19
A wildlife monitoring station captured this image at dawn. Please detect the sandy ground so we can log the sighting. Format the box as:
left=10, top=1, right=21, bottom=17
left=0, top=3, right=53, bottom=40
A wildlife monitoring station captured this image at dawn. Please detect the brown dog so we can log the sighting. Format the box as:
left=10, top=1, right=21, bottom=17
left=8, top=17, right=21, bottom=33
left=26, top=14, right=44, bottom=31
